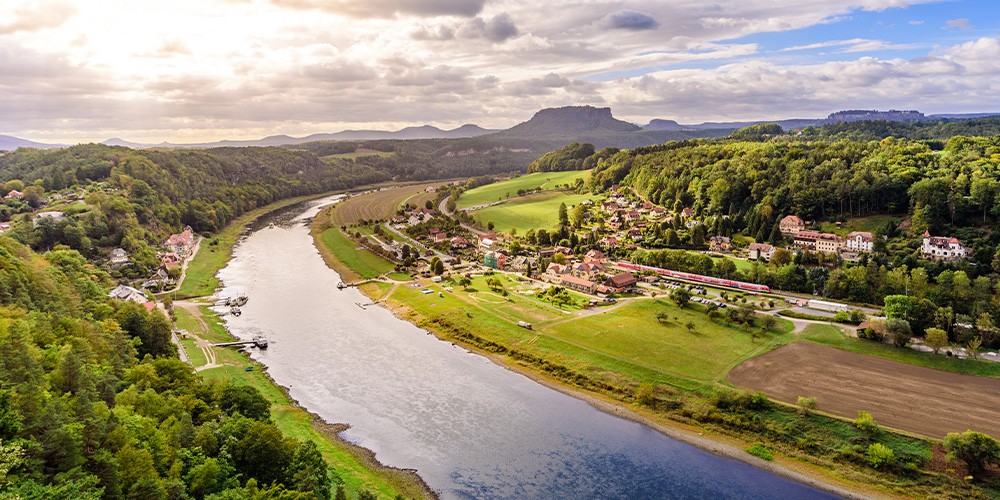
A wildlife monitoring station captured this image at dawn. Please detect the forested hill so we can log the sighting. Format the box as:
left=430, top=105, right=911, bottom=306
left=586, top=134, right=1000, bottom=265
left=0, top=235, right=338, bottom=498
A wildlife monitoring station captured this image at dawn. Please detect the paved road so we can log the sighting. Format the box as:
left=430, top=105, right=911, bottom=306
left=439, top=195, right=489, bottom=238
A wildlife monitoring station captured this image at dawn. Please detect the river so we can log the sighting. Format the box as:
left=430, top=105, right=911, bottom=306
left=214, top=195, right=840, bottom=499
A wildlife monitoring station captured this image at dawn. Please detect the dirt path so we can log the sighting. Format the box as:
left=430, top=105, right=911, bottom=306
left=729, top=342, right=1000, bottom=438
left=175, top=301, right=223, bottom=371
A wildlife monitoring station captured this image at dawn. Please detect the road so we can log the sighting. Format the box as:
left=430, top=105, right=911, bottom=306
left=439, top=195, right=489, bottom=237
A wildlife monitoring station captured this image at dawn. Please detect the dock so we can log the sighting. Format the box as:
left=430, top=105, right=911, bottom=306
left=212, top=337, right=269, bottom=349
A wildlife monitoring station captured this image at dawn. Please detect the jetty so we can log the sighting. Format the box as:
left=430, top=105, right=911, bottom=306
left=212, top=337, right=268, bottom=349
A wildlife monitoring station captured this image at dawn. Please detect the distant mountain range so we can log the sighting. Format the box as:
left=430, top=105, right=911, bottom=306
left=3, top=108, right=1000, bottom=151
left=0, top=135, right=67, bottom=151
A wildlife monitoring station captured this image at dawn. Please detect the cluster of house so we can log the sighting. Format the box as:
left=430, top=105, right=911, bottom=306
left=542, top=250, right=637, bottom=295
left=107, top=226, right=195, bottom=291
left=391, top=207, right=438, bottom=228
left=597, top=187, right=698, bottom=250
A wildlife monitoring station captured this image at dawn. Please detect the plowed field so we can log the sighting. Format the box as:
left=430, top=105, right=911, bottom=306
left=729, top=342, right=1000, bottom=438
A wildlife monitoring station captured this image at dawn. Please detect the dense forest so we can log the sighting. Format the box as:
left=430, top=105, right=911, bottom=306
left=0, top=237, right=336, bottom=499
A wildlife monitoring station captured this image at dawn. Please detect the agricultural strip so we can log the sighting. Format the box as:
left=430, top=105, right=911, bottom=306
left=329, top=181, right=449, bottom=226
left=728, top=341, right=1000, bottom=438
left=457, top=170, right=591, bottom=208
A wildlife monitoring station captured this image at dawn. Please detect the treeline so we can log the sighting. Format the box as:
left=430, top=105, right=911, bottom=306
left=803, top=117, right=1000, bottom=142
left=588, top=136, right=1000, bottom=264
left=0, top=237, right=340, bottom=498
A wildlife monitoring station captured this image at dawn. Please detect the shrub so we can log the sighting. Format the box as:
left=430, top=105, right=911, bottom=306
left=854, top=411, right=879, bottom=439
left=746, top=443, right=774, bottom=461
left=797, top=396, right=817, bottom=414
left=867, top=443, right=895, bottom=469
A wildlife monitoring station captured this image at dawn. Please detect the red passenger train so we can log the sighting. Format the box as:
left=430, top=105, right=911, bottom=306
left=616, top=261, right=771, bottom=293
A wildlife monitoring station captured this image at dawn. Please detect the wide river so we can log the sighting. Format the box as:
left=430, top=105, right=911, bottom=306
left=215, top=195, right=839, bottom=499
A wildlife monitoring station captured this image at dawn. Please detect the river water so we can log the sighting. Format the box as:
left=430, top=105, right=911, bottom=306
left=215, top=195, right=839, bottom=499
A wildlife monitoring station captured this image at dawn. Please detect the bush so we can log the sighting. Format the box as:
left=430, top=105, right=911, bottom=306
left=867, top=443, right=895, bottom=469
left=797, top=396, right=817, bottom=414
left=746, top=443, right=774, bottom=461
left=854, top=411, right=879, bottom=439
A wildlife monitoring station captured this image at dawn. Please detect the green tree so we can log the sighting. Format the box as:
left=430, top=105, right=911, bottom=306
left=924, top=328, right=948, bottom=354
left=287, top=441, right=332, bottom=499
left=220, top=384, right=271, bottom=420
left=867, top=443, right=895, bottom=469
left=854, top=411, right=880, bottom=439
left=558, top=202, right=569, bottom=227
left=670, top=288, right=691, bottom=308
left=885, top=318, right=912, bottom=347
left=944, top=431, right=1000, bottom=478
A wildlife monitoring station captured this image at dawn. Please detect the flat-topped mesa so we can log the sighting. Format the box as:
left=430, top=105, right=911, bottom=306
left=500, top=105, right=641, bottom=137
left=827, top=109, right=926, bottom=122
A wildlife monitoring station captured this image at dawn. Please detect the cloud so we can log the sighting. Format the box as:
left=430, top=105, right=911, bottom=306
left=268, top=0, right=486, bottom=18
left=600, top=10, right=660, bottom=31
left=0, top=1, right=77, bottom=35
left=781, top=38, right=919, bottom=53
left=458, top=13, right=520, bottom=43
left=606, top=38, right=1000, bottom=123
left=945, top=18, right=971, bottom=31
left=908, top=20, right=924, bottom=25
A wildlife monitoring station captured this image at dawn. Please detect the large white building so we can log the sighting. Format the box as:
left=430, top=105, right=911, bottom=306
left=921, top=231, right=967, bottom=261
left=844, top=231, right=874, bottom=253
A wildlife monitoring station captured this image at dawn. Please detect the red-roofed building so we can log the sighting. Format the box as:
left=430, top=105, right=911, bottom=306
left=165, top=227, right=194, bottom=256
left=560, top=275, right=597, bottom=294
left=779, top=215, right=805, bottom=236
left=604, top=272, right=637, bottom=293
left=921, top=231, right=967, bottom=261
left=845, top=231, right=874, bottom=253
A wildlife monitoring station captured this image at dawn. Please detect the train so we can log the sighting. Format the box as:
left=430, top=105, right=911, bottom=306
left=615, top=261, right=771, bottom=293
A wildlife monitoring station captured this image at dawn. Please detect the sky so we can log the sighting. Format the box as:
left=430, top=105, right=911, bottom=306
left=1, top=0, right=999, bottom=143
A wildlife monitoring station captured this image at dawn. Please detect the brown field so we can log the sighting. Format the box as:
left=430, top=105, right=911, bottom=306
left=330, top=182, right=445, bottom=226
left=729, top=342, right=1000, bottom=438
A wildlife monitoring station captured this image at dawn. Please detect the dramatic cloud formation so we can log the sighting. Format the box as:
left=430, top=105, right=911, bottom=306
left=0, top=0, right=996, bottom=143
left=600, top=10, right=660, bottom=31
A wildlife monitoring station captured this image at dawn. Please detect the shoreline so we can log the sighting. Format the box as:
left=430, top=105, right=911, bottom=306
left=174, top=189, right=437, bottom=499
left=306, top=204, right=895, bottom=500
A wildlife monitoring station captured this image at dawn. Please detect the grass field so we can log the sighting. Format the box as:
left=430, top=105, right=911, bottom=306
left=387, top=274, right=795, bottom=392
left=817, top=214, right=902, bottom=236
left=800, top=323, right=1000, bottom=378
left=330, top=181, right=445, bottom=226
left=457, top=170, right=591, bottom=208
left=318, top=227, right=395, bottom=281
left=472, top=191, right=602, bottom=234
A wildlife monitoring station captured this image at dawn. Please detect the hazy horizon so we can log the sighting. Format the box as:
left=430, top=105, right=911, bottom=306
left=3, top=0, right=999, bottom=144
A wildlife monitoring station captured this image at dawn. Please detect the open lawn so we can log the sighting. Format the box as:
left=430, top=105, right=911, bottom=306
left=318, top=228, right=395, bottom=280
left=799, top=323, right=1000, bottom=378
left=472, top=191, right=602, bottom=235
left=330, top=182, right=446, bottom=226
left=457, top=170, right=591, bottom=208
left=729, top=341, right=1000, bottom=438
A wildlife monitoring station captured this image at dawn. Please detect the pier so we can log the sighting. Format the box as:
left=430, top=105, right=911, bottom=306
left=212, top=337, right=269, bottom=349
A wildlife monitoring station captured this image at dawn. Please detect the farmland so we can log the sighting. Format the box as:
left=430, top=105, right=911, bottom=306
left=728, top=341, right=1000, bottom=438
left=457, top=170, right=591, bottom=208
left=330, top=181, right=447, bottom=226
left=472, top=191, right=602, bottom=234
left=321, top=148, right=397, bottom=161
